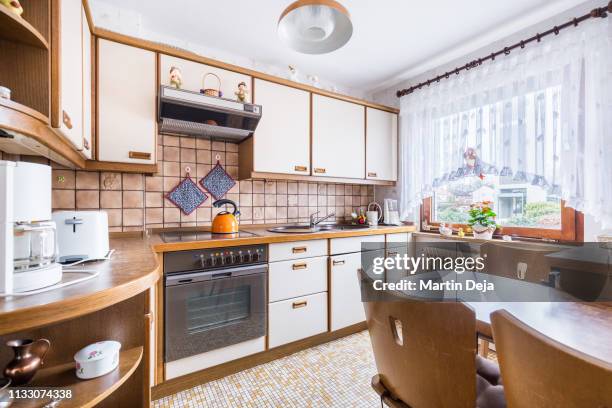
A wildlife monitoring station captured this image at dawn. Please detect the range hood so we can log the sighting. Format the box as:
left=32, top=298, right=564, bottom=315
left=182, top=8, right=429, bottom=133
left=158, top=86, right=262, bottom=142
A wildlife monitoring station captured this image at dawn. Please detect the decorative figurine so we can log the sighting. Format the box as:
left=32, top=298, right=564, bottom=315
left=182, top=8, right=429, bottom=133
left=457, top=228, right=465, bottom=238
left=235, top=81, right=248, bottom=102
left=0, top=0, right=23, bottom=16
left=169, top=66, right=183, bottom=89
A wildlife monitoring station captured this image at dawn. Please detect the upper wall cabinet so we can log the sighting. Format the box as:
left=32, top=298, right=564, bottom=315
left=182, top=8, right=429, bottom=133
left=97, top=39, right=156, bottom=164
left=53, top=0, right=84, bottom=153
left=81, top=6, right=92, bottom=159
left=366, top=108, right=397, bottom=181
left=159, top=55, right=251, bottom=103
left=251, top=79, right=310, bottom=175
left=312, top=94, right=365, bottom=179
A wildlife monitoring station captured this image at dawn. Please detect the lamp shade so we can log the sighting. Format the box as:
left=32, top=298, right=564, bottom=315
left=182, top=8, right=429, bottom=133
left=278, top=0, right=353, bottom=54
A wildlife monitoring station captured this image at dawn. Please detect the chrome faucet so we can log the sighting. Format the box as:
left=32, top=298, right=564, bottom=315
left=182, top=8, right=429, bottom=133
left=309, top=211, right=335, bottom=228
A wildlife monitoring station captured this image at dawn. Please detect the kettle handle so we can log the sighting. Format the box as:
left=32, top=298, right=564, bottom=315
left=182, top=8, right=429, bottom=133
left=212, top=199, right=240, bottom=216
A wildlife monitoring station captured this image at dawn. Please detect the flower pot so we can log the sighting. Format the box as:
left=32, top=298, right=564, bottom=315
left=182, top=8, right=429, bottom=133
left=472, top=225, right=495, bottom=240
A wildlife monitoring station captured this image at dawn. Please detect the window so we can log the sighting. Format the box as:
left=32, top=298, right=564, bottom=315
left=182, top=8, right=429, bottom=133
left=421, top=86, right=582, bottom=241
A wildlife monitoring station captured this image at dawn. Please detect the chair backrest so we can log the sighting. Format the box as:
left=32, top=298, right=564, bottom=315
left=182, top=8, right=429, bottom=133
left=364, top=299, right=478, bottom=408
left=491, top=309, right=612, bottom=408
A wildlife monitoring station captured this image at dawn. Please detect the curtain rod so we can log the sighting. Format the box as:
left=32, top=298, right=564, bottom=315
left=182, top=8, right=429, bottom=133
left=396, top=1, right=612, bottom=98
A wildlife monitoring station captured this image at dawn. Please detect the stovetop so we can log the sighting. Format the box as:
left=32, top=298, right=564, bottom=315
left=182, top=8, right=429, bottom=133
left=160, top=230, right=258, bottom=243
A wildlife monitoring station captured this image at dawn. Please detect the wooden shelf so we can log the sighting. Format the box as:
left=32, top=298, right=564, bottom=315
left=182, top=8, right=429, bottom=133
left=0, top=6, right=49, bottom=49
left=13, top=347, right=143, bottom=408
left=0, top=98, right=49, bottom=123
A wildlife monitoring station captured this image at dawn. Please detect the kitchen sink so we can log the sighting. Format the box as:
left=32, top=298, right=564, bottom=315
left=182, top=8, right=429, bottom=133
left=267, top=224, right=370, bottom=233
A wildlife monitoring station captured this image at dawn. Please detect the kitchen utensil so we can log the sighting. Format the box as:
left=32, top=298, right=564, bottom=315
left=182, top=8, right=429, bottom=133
left=4, top=338, right=50, bottom=385
left=212, top=199, right=240, bottom=233
left=74, top=341, right=121, bottom=379
left=200, top=72, right=222, bottom=97
left=53, top=211, right=110, bottom=264
left=1, top=161, right=62, bottom=295
left=383, top=199, right=401, bottom=225
left=366, top=202, right=383, bottom=226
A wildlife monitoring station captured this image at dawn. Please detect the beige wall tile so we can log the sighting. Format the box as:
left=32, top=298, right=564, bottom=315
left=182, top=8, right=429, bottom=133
left=76, top=190, right=99, bottom=209
left=226, top=152, right=239, bottom=165
left=145, top=176, right=163, bottom=192
left=146, top=192, right=163, bottom=208
left=265, top=181, right=276, bottom=194
left=253, top=207, right=264, bottom=220
left=253, top=194, right=265, bottom=206
left=164, top=146, right=180, bottom=162
left=240, top=180, right=252, bottom=193
left=196, top=207, right=211, bottom=222
left=226, top=142, right=239, bottom=152
left=105, top=209, right=122, bottom=227
left=288, top=195, right=298, bottom=206
left=277, top=181, right=287, bottom=194
left=265, top=194, right=276, bottom=206
left=164, top=207, right=180, bottom=223
left=76, top=171, right=99, bottom=190
left=180, top=136, right=195, bottom=148
left=276, top=195, right=287, bottom=206
left=196, top=150, right=212, bottom=164
left=181, top=148, right=196, bottom=163
left=196, top=138, right=211, bottom=150
left=298, top=182, right=308, bottom=194
left=123, top=190, right=144, bottom=208
left=212, top=141, right=225, bottom=151
left=100, top=172, right=122, bottom=190
left=164, top=135, right=180, bottom=147
left=52, top=190, right=75, bottom=209
left=123, top=174, right=144, bottom=190
left=253, top=180, right=264, bottom=193
left=52, top=170, right=75, bottom=189
left=100, top=191, right=122, bottom=209
left=163, top=161, right=180, bottom=177
left=123, top=208, right=143, bottom=226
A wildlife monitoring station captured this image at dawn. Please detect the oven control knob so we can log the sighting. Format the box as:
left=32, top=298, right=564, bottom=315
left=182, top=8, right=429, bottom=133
left=215, top=256, right=223, bottom=266
left=241, top=254, right=250, bottom=263
left=206, top=257, right=214, bottom=267
left=224, top=255, right=233, bottom=264
left=251, top=252, right=260, bottom=262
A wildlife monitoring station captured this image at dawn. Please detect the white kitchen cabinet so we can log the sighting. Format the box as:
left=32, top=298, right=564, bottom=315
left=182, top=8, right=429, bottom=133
left=330, top=253, right=366, bottom=331
left=330, top=234, right=385, bottom=255
left=159, top=54, right=251, bottom=103
left=55, top=0, right=83, bottom=151
left=81, top=6, right=92, bottom=159
left=268, top=292, right=328, bottom=348
left=252, top=79, right=310, bottom=175
left=366, top=108, right=397, bottom=181
left=312, top=94, right=365, bottom=179
left=98, top=39, right=156, bottom=163
left=269, top=256, right=327, bottom=302
left=268, top=239, right=327, bottom=262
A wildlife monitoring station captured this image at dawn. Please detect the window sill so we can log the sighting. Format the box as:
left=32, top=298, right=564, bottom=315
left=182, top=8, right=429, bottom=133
left=413, top=231, right=563, bottom=246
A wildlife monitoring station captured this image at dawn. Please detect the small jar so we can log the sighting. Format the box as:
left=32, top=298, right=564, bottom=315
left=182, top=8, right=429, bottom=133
left=0, top=86, right=11, bottom=100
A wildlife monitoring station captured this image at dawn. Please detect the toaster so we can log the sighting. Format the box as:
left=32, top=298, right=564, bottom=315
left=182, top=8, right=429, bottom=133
left=52, top=211, right=110, bottom=263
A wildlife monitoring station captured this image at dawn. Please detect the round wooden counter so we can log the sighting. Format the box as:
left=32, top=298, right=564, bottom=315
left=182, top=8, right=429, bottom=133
left=0, top=237, right=160, bottom=335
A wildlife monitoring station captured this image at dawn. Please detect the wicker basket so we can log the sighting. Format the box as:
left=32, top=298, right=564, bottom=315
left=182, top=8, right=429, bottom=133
left=200, top=72, right=222, bottom=97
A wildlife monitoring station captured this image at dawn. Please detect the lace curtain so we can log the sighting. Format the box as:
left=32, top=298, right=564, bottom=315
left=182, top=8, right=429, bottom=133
left=399, top=17, right=612, bottom=228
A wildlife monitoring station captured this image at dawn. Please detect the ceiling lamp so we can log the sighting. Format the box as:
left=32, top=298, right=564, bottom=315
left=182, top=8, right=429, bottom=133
left=278, top=0, right=353, bottom=54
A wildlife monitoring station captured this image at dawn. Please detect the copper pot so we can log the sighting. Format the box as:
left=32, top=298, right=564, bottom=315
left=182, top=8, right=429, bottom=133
left=4, top=338, right=50, bottom=385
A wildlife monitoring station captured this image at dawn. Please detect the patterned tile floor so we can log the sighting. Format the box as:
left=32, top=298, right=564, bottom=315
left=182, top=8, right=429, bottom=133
left=153, top=331, right=380, bottom=408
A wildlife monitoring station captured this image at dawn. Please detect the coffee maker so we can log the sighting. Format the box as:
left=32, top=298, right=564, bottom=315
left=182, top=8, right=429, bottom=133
left=0, top=161, right=62, bottom=294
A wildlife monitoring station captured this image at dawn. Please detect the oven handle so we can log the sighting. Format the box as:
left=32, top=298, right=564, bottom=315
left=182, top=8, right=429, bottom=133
left=165, top=264, right=268, bottom=287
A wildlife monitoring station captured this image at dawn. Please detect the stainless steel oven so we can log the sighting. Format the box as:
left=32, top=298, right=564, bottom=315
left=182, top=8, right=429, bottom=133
left=164, top=244, right=267, bottom=363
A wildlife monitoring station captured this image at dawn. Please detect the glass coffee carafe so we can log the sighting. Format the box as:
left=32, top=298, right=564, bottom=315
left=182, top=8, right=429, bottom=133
left=13, top=221, right=58, bottom=271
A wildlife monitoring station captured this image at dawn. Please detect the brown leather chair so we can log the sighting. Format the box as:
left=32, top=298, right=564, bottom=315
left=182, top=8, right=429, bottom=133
left=491, top=309, right=612, bottom=408
left=364, top=298, right=505, bottom=407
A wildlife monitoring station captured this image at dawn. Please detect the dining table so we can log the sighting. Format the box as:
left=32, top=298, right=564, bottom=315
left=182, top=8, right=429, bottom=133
left=467, top=301, right=612, bottom=364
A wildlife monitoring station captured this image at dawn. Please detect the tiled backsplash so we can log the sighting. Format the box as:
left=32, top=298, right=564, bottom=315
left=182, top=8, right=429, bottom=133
left=1, top=135, right=374, bottom=232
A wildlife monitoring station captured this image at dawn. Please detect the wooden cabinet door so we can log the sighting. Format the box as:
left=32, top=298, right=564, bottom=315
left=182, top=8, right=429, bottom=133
left=366, top=108, right=397, bottom=181
left=81, top=6, right=92, bottom=159
left=330, top=253, right=366, bottom=331
left=97, top=39, right=156, bottom=164
left=252, top=79, right=310, bottom=175
left=57, top=0, right=83, bottom=150
left=312, top=94, right=365, bottom=179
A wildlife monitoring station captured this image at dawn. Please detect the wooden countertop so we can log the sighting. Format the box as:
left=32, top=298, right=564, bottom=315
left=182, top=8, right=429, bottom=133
left=0, top=237, right=160, bottom=335
left=150, top=225, right=416, bottom=252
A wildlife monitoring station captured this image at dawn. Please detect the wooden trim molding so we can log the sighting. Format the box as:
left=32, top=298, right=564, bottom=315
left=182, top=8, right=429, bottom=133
left=91, top=28, right=399, bottom=114
left=279, top=0, right=350, bottom=22
left=245, top=171, right=395, bottom=186
left=85, top=160, right=159, bottom=174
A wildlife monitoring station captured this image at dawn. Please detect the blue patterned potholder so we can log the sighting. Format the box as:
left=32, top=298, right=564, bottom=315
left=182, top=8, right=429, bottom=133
left=200, top=161, right=236, bottom=200
left=166, top=176, right=208, bottom=215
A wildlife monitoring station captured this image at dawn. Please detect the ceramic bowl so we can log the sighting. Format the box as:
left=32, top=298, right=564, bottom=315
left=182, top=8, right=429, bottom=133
left=74, top=341, right=121, bottom=380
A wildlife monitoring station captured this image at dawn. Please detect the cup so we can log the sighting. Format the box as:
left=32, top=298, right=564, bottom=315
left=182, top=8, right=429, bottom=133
left=366, top=211, right=380, bottom=226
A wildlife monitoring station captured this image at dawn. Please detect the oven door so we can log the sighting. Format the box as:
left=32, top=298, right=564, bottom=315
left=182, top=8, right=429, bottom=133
left=165, top=265, right=267, bottom=362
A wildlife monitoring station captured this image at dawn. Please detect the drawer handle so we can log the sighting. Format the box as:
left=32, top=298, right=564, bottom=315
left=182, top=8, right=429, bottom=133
left=292, top=262, right=307, bottom=270
left=313, top=168, right=326, bottom=174
left=292, top=246, right=307, bottom=254
left=62, top=110, right=73, bottom=129
left=294, top=165, right=307, bottom=172
left=292, top=300, right=308, bottom=309
left=387, top=251, right=398, bottom=256
left=332, top=259, right=346, bottom=266
left=83, top=137, right=90, bottom=150
left=129, top=151, right=152, bottom=160
left=368, top=172, right=377, bottom=177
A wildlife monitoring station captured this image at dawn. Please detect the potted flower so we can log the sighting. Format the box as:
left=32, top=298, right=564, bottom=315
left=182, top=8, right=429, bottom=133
left=468, top=201, right=498, bottom=239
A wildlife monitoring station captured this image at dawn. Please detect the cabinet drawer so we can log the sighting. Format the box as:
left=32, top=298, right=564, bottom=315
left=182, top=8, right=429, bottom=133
left=269, top=256, right=327, bottom=302
left=330, top=235, right=384, bottom=255
left=386, top=233, right=411, bottom=248
left=268, top=292, right=328, bottom=348
left=269, top=239, right=327, bottom=262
